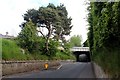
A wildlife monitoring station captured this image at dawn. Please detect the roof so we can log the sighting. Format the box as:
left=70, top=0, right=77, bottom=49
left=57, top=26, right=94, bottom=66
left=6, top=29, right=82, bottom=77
left=0, top=34, right=14, bottom=39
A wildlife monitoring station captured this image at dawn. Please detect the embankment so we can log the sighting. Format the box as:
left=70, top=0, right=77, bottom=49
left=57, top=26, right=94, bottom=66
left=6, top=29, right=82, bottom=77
left=92, top=62, right=108, bottom=78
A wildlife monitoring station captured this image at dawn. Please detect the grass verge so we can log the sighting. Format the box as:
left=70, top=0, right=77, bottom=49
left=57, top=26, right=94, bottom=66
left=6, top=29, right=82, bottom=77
left=2, top=39, right=75, bottom=60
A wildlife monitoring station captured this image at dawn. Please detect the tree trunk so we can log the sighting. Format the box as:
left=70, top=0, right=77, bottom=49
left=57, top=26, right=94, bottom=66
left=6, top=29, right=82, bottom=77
left=45, top=38, right=49, bottom=51
left=45, top=24, right=52, bottom=54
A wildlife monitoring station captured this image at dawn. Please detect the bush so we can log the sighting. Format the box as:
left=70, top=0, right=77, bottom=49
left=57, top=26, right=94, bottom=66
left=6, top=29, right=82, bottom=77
left=47, top=39, right=59, bottom=57
left=63, top=42, right=72, bottom=55
left=36, top=38, right=59, bottom=57
left=31, top=53, right=49, bottom=60
left=93, top=47, right=120, bottom=78
left=17, top=20, right=38, bottom=53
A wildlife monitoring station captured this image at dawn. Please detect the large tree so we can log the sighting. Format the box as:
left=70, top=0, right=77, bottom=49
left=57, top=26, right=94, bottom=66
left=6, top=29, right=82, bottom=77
left=21, top=3, right=72, bottom=54
left=53, top=4, right=72, bottom=42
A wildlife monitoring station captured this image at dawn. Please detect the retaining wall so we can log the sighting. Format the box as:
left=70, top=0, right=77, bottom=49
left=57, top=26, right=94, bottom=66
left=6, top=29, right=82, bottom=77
left=2, top=60, right=60, bottom=76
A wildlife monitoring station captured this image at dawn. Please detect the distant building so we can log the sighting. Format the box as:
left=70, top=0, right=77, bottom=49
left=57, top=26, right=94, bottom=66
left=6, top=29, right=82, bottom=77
left=0, top=33, right=14, bottom=39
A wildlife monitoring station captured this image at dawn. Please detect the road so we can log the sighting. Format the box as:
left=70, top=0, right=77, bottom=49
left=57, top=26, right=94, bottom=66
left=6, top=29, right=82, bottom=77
left=3, top=62, right=95, bottom=78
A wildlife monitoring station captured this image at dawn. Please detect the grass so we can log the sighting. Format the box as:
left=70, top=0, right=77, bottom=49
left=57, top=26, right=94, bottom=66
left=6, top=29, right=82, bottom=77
left=2, top=39, right=50, bottom=60
left=2, top=38, right=27, bottom=60
left=55, top=51, right=75, bottom=60
left=2, top=39, right=75, bottom=61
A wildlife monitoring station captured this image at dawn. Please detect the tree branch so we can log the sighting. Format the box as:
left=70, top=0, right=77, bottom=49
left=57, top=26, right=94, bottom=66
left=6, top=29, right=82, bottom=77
left=37, top=30, right=46, bottom=39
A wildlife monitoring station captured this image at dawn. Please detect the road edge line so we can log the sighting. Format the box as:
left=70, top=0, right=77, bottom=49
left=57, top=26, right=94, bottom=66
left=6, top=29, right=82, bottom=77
left=57, top=65, right=62, bottom=70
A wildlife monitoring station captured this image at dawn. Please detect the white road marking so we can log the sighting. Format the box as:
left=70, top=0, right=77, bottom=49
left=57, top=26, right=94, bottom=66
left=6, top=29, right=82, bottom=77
left=57, top=65, right=62, bottom=70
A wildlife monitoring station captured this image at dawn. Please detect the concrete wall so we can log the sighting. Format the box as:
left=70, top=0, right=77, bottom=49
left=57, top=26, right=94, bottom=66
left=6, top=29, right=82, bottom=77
left=2, top=60, right=60, bottom=76
left=92, top=62, right=108, bottom=78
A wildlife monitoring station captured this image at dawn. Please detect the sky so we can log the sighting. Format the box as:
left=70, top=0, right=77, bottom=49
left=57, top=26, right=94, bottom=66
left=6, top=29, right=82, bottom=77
left=0, top=0, right=89, bottom=43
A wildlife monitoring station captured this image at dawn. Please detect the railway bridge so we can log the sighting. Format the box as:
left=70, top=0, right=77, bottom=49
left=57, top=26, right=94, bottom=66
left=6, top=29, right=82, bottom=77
left=70, top=47, right=91, bottom=62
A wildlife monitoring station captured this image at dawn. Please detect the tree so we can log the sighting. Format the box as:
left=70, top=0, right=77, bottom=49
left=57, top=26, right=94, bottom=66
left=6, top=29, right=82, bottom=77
left=37, top=6, right=59, bottom=53
left=18, top=20, right=38, bottom=52
left=53, top=4, right=72, bottom=41
left=69, top=35, right=82, bottom=47
left=22, top=3, right=72, bottom=54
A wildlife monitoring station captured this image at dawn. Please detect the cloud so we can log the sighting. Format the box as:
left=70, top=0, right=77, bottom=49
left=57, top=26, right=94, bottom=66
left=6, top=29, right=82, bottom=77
left=0, top=0, right=89, bottom=42
left=58, top=0, right=89, bottom=42
left=0, top=0, right=50, bottom=36
left=0, top=0, right=61, bottom=35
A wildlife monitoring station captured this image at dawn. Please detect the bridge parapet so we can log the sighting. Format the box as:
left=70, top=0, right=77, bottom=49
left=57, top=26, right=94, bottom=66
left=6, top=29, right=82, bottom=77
left=70, top=47, right=89, bottom=52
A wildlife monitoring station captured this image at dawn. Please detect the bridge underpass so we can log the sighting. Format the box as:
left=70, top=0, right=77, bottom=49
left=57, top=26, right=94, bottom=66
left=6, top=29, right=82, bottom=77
left=70, top=47, right=91, bottom=62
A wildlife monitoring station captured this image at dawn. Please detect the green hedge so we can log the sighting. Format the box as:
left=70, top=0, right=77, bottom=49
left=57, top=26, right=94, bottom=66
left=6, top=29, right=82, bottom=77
left=93, top=47, right=120, bottom=78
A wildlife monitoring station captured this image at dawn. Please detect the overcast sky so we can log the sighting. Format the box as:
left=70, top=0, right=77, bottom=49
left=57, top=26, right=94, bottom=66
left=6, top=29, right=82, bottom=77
left=0, top=0, right=89, bottom=43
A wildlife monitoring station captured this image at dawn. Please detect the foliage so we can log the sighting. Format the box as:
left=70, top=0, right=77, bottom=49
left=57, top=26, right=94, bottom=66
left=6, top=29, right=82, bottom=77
left=87, top=2, right=120, bottom=78
left=29, top=36, right=59, bottom=57
left=48, top=39, right=59, bottom=56
left=2, top=39, right=27, bottom=60
left=31, top=53, right=49, bottom=60
left=93, top=47, right=120, bottom=78
left=2, top=38, right=75, bottom=60
left=62, top=42, right=72, bottom=55
left=83, top=40, right=89, bottom=47
left=55, top=51, right=75, bottom=60
left=69, top=35, right=82, bottom=47
left=41, top=39, right=59, bottom=57
left=2, top=39, right=52, bottom=60
left=22, top=3, right=72, bottom=54
left=16, top=3, right=74, bottom=60
left=23, top=3, right=72, bottom=41
left=18, top=20, right=38, bottom=53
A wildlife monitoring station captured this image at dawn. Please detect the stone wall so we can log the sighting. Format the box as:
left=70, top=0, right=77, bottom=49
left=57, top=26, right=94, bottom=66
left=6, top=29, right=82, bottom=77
left=2, top=60, right=60, bottom=76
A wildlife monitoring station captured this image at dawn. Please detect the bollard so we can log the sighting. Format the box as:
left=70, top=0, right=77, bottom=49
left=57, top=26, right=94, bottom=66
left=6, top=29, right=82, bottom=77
left=44, top=63, right=49, bottom=70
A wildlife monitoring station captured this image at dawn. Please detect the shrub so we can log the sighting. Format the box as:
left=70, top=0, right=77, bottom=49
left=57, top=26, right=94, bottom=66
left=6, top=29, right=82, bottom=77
left=93, top=47, right=120, bottom=78
left=36, top=38, right=59, bottom=56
